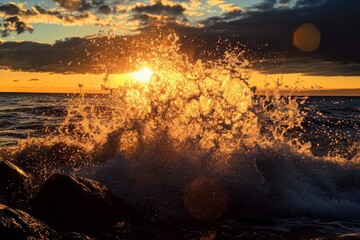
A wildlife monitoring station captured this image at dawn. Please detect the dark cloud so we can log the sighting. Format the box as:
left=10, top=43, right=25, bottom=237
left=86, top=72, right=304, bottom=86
left=0, top=16, right=33, bottom=37
left=131, top=2, right=188, bottom=31
left=295, top=0, right=325, bottom=7
left=1, top=31, right=359, bottom=77
left=29, top=78, right=40, bottom=81
left=254, top=58, right=360, bottom=76
left=53, top=0, right=83, bottom=11
left=0, top=3, right=21, bottom=15
left=0, top=2, right=119, bottom=33
left=0, top=33, right=203, bottom=74
left=133, top=2, right=186, bottom=16
left=279, top=0, right=292, bottom=4
left=52, top=0, right=107, bottom=11
left=98, top=5, right=112, bottom=14
left=0, top=36, right=133, bottom=74
left=197, top=0, right=360, bottom=64
left=34, top=6, right=62, bottom=16
left=254, top=0, right=277, bottom=10
left=52, top=0, right=117, bottom=13
left=0, top=0, right=359, bottom=78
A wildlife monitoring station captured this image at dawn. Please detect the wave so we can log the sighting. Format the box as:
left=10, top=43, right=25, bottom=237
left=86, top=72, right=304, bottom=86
left=1, top=32, right=359, bottom=225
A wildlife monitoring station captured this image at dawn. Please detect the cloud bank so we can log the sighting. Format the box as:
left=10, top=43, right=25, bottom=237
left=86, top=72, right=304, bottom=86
left=0, top=0, right=359, bottom=76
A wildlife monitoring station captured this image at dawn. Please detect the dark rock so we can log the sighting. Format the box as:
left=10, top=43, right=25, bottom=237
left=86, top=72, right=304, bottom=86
left=15, top=142, right=93, bottom=182
left=184, top=176, right=227, bottom=220
left=100, top=221, right=132, bottom=239
left=61, top=232, right=95, bottom=240
left=33, top=173, right=128, bottom=233
left=13, top=145, right=49, bottom=184
left=0, top=203, right=57, bottom=240
left=0, top=160, right=33, bottom=205
left=44, top=143, right=93, bottom=177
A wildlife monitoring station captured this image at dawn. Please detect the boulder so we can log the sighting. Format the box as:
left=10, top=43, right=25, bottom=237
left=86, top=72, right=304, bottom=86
left=15, top=142, right=93, bottom=182
left=61, top=232, right=95, bottom=240
left=184, top=176, right=227, bottom=220
left=44, top=142, right=93, bottom=176
left=0, top=203, right=57, bottom=240
left=0, top=160, right=33, bottom=205
left=46, top=142, right=93, bottom=166
left=33, top=173, right=128, bottom=233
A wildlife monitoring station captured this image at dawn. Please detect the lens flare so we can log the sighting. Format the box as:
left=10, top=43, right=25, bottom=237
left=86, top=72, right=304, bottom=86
left=293, top=23, right=321, bottom=52
left=132, top=67, right=153, bottom=83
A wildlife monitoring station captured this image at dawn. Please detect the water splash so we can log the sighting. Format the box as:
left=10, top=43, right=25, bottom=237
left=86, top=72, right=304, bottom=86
left=2, top=32, right=359, bottom=224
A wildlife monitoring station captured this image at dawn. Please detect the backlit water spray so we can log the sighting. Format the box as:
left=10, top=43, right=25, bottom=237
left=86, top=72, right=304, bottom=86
left=3, top=33, right=360, bottom=226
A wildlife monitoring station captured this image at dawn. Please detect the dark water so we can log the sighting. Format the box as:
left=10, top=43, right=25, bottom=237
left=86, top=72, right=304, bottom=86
left=301, top=96, right=359, bottom=159
left=0, top=93, right=69, bottom=146
left=0, top=92, right=360, bottom=238
left=1, top=93, right=358, bottom=154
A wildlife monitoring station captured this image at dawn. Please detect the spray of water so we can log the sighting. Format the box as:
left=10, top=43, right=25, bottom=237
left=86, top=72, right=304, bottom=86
left=3, top=32, right=360, bottom=222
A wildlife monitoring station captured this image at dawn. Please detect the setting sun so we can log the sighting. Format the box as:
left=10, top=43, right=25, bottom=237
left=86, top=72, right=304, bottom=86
left=132, top=67, right=153, bottom=83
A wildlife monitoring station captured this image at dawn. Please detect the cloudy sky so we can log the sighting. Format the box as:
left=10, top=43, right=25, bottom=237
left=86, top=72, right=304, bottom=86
left=0, top=0, right=359, bottom=93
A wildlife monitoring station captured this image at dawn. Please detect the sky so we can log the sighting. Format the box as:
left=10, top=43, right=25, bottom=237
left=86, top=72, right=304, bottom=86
left=0, top=0, right=359, bottom=94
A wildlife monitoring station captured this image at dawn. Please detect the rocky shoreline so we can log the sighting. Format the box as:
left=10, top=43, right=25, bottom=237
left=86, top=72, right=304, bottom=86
left=0, top=143, right=358, bottom=240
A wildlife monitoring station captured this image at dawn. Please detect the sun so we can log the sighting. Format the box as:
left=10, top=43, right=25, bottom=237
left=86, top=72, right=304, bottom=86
left=132, top=67, right=153, bottom=83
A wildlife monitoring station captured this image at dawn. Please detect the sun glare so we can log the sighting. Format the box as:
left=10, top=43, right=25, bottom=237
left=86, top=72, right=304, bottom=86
left=132, top=67, right=153, bottom=83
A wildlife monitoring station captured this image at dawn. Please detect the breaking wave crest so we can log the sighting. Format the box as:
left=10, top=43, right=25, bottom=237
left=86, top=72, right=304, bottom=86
left=2, top=33, right=360, bottom=223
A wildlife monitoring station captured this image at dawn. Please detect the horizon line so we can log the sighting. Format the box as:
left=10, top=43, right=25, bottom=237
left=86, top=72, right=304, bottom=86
left=1, top=88, right=359, bottom=97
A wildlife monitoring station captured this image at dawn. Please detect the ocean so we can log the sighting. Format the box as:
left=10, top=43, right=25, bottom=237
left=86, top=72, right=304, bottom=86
left=0, top=91, right=359, bottom=238
left=1, top=93, right=358, bottom=155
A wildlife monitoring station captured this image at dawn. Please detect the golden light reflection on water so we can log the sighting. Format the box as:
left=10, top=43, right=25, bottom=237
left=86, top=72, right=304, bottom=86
left=293, top=23, right=321, bottom=52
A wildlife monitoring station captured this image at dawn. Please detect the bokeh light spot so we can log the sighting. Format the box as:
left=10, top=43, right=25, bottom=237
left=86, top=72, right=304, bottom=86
left=184, top=176, right=227, bottom=220
left=293, top=23, right=321, bottom=52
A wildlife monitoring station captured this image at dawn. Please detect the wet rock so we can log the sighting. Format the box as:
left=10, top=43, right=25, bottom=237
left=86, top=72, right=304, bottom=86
left=46, top=142, right=92, bottom=168
left=99, top=221, right=132, bottom=240
left=44, top=142, right=93, bottom=176
left=33, top=173, right=128, bottom=233
left=0, top=160, right=33, bottom=205
left=184, top=176, right=227, bottom=220
left=14, top=145, right=49, bottom=184
left=61, top=232, right=95, bottom=240
left=0, top=203, right=57, bottom=240
left=15, top=142, right=93, bottom=182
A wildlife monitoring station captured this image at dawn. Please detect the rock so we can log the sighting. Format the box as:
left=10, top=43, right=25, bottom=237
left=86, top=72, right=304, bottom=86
left=33, top=173, right=128, bottom=233
left=44, top=142, right=93, bottom=176
left=15, top=143, right=93, bottom=183
left=99, top=221, right=132, bottom=240
left=0, top=160, right=33, bottom=205
left=46, top=142, right=93, bottom=166
left=61, top=232, right=95, bottom=240
left=0, top=203, right=57, bottom=240
left=13, top=145, right=49, bottom=183
left=184, top=176, right=227, bottom=220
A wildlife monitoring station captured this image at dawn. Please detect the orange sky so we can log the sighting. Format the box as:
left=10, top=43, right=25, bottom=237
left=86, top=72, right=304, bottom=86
left=1, top=69, right=359, bottom=95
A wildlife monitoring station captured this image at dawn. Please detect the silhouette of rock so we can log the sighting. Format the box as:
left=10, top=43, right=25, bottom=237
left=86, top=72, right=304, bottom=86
left=61, top=231, right=95, bottom=240
left=184, top=176, right=227, bottom=220
left=44, top=142, right=93, bottom=175
left=15, top=142, right=93, bottom=183
left=0, top=203, right=57, bottom=240
left=33, top=173, right=128, bottom=233
left=0, top=160, right=33, bottom=205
